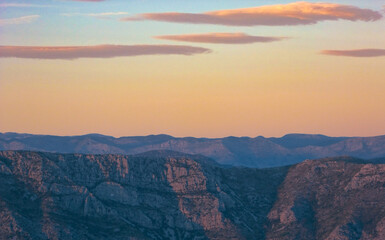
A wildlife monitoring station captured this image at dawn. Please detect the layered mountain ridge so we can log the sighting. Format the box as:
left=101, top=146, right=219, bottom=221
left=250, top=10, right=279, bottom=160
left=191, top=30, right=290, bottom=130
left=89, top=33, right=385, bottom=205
left=1, top=151, right=385, bottom=239
left=1, top=132, right=385, bottom=167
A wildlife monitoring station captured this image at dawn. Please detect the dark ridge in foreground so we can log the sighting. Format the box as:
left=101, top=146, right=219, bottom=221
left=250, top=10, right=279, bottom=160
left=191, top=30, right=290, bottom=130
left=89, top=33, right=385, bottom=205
left=1, top=132, right=385, bottom=168
left=1, top=151, right=385, bottom=239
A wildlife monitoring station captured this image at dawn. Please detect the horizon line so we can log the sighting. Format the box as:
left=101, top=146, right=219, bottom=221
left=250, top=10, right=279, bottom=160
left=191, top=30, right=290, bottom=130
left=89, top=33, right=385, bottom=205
left=2, top=131, right=385, bottom=139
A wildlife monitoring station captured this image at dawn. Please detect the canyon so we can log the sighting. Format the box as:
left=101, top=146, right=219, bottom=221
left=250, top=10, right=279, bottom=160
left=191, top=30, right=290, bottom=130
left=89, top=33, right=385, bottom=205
left=1, top=150, right=385, bottom=239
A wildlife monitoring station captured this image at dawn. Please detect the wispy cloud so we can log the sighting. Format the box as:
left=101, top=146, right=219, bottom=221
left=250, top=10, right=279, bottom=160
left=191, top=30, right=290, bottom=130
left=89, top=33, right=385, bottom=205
left=321, top=49, right=385, bottom=57
left=154, top=32, right=287, bottom=44
left=122, top=2, right=382, bottom=26
left=62, top=12, right=128, bottom=19
left=0, top=44, right=211, bottom=60
left=0, top=3, right=51, bottom=8
left=0, top=15, right=40, bottom=26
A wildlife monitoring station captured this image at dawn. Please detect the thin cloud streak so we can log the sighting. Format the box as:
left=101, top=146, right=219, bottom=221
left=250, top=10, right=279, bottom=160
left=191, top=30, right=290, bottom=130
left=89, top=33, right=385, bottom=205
left=122, top=1, right=382, bottom=26
left=0, top=15, right=40, bottom=26
left=0, top=45, right=211, bottom=60
left=62, top=12, right=128, bottom=19
left=321, top=49, right=385, bottom=57
left=154, top=32, right=287, bottom=44
left=0, top=3, right=51, bottom=8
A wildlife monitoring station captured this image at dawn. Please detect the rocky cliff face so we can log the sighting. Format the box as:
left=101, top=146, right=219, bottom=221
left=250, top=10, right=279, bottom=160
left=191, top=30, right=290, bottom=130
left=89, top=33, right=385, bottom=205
left=0, top=151, right=287, bottom=239
left=2, top=133, right=385, bottom=168
left=1, top=151, right=385, bottom=240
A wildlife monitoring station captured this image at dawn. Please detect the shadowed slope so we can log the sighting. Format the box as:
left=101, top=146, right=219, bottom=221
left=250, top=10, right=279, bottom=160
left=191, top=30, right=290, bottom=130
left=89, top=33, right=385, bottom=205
left=267, top=156, right=385, bottom=240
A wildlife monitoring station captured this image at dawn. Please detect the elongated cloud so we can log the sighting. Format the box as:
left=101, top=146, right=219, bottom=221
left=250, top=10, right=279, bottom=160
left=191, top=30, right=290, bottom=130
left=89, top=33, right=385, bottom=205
left=0, top=15, right=39, bottom=26
left=154, top=32, right=286, bottom=44
left=0, top=3, right=50, bottom=7
left=0, top=45, right=211, bottom=60
left=122, top=1, right=382, bottom=26
left=63, top=12, right=127, bottom=17
left=62, top=12, right=128, bottom=19
left=321, top=49, right=385, bottom=57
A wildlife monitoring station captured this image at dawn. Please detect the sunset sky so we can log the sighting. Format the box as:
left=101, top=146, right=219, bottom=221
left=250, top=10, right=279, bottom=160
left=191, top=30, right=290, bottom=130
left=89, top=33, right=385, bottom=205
left=0, top=0, right=384, bottom=138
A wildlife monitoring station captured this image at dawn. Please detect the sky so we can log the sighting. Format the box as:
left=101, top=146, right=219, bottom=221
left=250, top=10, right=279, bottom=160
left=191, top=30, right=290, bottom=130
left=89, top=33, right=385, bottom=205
left=0, top=0, right=384, bottom=138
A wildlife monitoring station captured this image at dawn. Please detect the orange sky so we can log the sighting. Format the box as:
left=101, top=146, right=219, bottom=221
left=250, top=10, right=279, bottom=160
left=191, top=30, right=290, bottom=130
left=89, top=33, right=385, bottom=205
left=0, top=1, right=384, bottom=137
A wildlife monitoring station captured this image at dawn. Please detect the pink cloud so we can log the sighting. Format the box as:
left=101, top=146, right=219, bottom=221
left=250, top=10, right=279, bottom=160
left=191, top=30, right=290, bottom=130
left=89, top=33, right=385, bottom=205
left=154, top=32, right=287, bottom=44
left=321, top=49, right=385, bottom=57
left=122, top=2, right=382, bottom=26
left=0, top=45, right=211, bottom=60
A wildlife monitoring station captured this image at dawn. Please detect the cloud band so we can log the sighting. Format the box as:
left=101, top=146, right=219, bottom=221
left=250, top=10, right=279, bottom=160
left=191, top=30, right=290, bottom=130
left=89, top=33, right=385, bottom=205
left=154, top=32, right=287, bottom=44
left=321, top=49, right=385, bottom=57
left=0, top=44, right=211, bottom=60
left=122, top=2, right=382, bottom=26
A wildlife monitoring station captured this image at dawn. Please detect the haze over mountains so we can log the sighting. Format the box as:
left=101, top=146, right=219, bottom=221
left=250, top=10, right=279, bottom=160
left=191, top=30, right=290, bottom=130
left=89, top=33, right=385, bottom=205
left=1, top=133, right=385, bottom=168
left=1, top=151, right=385, bottom=239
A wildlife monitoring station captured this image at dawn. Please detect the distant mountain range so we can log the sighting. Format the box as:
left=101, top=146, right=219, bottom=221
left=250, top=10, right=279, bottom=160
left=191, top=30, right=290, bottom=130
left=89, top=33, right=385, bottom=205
left=1, top=132, right=385, bottom=168
left=1, top=151, right=385, bottom=239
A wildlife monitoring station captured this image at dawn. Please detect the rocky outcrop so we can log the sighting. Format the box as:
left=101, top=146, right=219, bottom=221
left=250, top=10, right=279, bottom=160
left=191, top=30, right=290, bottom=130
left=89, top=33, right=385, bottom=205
left=1, top=151, right=385, bottom=239
left=266, top=157, right=385, bottom=240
